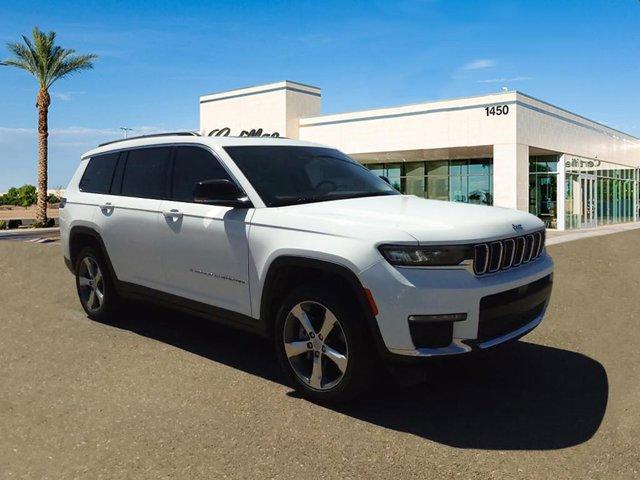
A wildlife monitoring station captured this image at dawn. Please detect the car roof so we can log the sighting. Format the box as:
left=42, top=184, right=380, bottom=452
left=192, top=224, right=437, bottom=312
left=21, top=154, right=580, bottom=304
left=80, top=135, right=328, bottom=160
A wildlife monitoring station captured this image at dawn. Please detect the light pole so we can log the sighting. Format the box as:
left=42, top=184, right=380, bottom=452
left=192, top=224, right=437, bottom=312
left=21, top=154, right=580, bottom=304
left=120, top=127, right=133, bottom=138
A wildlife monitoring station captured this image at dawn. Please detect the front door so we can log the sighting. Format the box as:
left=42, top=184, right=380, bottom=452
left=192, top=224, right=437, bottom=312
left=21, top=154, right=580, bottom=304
left=157, top=145, right=253, bottom=317
left=580, top=174, right=597, bottom=228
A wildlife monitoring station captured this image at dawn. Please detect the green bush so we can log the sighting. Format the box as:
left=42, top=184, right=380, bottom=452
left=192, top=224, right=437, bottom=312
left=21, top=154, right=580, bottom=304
left=0, top=185, right=37, bottom=207
left=47, top=193, right=61, bottom=204
left=0, top=220, right=6, bottom=230
left=7, top=219, right=22, bottom=229
left=32, top=218, right=55, bottom=228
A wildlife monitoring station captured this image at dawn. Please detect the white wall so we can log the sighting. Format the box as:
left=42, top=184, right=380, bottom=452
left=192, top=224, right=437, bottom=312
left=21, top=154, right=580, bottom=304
left=299, top=92, right=518, bottom=153
left=493, top=143, right=529, bottom=210
left=199, top=81, right=320, bottom=138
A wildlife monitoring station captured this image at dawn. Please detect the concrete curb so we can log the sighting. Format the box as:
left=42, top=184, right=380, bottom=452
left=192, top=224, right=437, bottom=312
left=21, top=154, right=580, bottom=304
left=0, top=227, right=60, bottom=238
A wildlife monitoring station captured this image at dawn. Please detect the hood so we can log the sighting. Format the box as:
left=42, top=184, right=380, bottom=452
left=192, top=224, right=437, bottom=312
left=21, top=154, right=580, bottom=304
left=264, top=195, right=544, bottom=244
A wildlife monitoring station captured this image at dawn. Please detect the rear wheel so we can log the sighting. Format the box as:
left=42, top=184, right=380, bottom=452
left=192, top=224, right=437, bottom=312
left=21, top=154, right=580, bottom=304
left=275, top=284, right=374, bottom=403
left=75, top=246, right=119, bottom=321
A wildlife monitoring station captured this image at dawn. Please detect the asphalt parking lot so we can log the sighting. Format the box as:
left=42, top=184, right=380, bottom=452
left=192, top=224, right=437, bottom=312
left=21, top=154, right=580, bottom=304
left=1, top=233, right=639, bottom=479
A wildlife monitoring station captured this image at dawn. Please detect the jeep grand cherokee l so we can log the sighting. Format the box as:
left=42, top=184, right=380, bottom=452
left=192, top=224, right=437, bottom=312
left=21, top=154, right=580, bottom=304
left=60, top=132, right=553, bottom=403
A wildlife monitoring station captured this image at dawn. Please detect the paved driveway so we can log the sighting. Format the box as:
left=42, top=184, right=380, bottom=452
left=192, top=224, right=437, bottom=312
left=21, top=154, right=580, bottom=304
left=0, top=233, right=638, bottom=479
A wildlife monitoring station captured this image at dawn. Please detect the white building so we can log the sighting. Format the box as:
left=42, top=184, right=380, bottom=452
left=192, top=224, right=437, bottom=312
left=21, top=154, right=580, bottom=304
left=200, top=80, right=640, bottom=230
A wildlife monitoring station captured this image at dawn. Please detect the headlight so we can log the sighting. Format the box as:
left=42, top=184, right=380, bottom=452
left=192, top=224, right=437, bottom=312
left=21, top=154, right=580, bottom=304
left=378, top=244, right=473, bottom=267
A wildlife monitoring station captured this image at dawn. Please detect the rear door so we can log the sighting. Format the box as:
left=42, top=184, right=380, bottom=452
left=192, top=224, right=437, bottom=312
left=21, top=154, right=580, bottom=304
left=157, top=145, right=253, bottom=316
left=96, top=146, right=171, bottom=289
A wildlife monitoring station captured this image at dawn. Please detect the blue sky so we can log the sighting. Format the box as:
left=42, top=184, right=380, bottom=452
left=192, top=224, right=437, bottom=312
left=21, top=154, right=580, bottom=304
left=1, top=0, right=639, bottom=191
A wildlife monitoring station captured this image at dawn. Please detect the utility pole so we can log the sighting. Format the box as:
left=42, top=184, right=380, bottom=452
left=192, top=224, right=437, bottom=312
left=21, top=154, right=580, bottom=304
left=120, top=127, right=133, bottom=138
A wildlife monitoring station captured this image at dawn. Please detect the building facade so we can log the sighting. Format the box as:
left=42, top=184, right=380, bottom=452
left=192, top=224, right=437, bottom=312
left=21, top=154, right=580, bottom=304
left=200, top=81, right=640, bottom=230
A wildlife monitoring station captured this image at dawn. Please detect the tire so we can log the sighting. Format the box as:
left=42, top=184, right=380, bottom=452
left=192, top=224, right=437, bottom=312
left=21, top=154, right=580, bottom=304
left=274, top=283, right=374, bottom=404
left=74, top=246, right=120, bottom=321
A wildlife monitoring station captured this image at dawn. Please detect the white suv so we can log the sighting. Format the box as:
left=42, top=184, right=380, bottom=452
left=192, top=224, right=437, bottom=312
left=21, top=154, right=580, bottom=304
left=60, top=133, right=553, bottom=402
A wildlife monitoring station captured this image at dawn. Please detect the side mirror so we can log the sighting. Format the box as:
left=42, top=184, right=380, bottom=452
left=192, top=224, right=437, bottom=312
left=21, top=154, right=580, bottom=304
left=380, top=175, right=391, bottom=185
left=194, top=179, right=252, bottom=208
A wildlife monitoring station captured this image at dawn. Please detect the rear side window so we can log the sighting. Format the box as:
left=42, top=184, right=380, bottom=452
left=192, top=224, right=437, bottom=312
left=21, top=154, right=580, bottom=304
left=121, top=147, right=170, bottom=199
left=79, top=153, right=119, bottom=193
left=171, top=146, right=233, bottom=202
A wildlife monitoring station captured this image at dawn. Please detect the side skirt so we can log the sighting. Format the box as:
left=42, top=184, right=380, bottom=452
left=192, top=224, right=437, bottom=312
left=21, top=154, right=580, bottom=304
left=115, top=281, right=269, bottom=338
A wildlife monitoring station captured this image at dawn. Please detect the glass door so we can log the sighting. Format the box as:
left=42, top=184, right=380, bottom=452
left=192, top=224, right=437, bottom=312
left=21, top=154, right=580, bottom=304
left=580, top=174, right=597, bottom=228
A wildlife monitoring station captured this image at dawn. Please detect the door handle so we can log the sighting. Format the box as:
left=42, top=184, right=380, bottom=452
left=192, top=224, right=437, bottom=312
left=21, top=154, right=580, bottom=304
left=163, top=209, right=183, bottom=219
left=99, top=202, right=114, bottom=210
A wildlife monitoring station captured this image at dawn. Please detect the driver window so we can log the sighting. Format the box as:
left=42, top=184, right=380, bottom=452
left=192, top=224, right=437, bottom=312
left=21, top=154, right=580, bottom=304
left=172, top=146, right=233, bottom=202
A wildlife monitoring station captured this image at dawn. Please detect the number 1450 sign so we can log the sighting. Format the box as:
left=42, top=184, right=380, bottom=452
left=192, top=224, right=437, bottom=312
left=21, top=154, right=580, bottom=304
left=485, top=105, right=509, bottom=116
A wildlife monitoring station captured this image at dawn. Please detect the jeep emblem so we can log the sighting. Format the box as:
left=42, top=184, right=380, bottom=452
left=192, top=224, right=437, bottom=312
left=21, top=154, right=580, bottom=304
left=512, top=224, right=524, bottom=232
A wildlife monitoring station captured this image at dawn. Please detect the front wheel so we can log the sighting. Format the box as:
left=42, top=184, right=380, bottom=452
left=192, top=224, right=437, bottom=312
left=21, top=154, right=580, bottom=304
left=274, top=284, right=374, bottom=403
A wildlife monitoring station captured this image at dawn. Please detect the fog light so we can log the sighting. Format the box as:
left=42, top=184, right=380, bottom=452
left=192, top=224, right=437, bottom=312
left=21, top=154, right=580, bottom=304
left=408, top=313, right=467, bottom=323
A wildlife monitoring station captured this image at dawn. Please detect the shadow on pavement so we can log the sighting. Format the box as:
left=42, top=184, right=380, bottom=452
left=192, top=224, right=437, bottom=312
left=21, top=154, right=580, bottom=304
left=95, top=301, right=608, bottom=451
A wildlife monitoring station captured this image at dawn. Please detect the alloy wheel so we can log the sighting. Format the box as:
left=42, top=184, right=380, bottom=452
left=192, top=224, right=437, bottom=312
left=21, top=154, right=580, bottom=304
left=283, top=301, right=349, bottom=391
left=78, top=256, right=105, bottom=313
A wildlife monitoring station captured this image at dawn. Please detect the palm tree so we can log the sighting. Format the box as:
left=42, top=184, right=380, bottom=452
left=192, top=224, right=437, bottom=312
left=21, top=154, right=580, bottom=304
left=3, top=27, right=97, bottom=226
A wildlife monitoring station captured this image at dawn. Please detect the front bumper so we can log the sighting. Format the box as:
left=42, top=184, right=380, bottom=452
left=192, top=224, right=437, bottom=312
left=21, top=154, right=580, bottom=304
left=359, top=252, right=554, bottom=358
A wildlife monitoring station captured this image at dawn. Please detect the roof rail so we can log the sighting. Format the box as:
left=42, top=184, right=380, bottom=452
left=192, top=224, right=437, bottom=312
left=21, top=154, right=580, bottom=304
left=98, top=131, right=200, bottom=147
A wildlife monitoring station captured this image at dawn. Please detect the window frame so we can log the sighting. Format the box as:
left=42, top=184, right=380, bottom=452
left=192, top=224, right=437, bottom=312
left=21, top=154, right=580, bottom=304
left=78, top=152, right=121, bottom=194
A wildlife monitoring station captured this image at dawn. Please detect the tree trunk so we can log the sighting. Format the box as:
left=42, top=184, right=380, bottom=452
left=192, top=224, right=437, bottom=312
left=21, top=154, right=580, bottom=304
left=36, top=89, right=50, bottom=225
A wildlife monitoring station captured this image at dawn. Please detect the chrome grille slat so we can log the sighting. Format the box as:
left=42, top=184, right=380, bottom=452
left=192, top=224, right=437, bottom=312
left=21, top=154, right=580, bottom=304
left=532, top=232, right=540, bottom=259
left=488, top=241, right=503, bottom=273
left=474, top=244, right=490, bottom=275
left=514, top=237, right=525, bottom=266
left=537, top=231, right=545, bottom=257
left=501, top=238, right=515, bottom=270
left=524, top=234, right=535, bottom=263
left=473, top=230, right=545, bottom=276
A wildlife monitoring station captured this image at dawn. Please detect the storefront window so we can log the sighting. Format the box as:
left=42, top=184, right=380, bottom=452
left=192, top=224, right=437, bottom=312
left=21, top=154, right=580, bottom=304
left=427, top=161, right=448, bottom=176
left=529, top=155, right=559, bottom=228
left=427, top=176, right=449, bottom=201
left=385, top=163, right=402, bottom=191
left=564, top=156, right=638, bottom=229
left=403, top=162, right=424, bottom=197
left=366, top=158, right=493, bottom=205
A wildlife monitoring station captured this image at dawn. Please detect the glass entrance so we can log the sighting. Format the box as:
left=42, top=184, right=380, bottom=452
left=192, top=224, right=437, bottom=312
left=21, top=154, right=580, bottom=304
left=580, top=174, right=597, bottom=228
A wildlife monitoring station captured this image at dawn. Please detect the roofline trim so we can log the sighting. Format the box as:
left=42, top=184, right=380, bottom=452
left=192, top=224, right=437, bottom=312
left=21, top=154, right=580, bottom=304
left=200, top=81, right=321, bottom=103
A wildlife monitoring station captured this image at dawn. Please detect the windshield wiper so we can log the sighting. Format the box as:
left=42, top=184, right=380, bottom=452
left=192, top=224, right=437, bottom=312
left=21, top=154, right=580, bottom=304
left=271, top=196, right=330, bottom=207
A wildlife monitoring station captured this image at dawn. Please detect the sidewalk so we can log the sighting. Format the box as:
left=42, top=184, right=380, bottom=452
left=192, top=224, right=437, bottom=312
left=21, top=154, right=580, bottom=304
left=546, top=221, right=640, bottom=245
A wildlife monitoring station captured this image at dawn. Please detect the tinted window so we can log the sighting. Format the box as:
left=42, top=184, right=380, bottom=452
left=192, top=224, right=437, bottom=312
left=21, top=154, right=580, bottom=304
left=172, top=147, right=233, bottom=202
left=224, top=146, right=397, bottom=207
left=79, top=153, right=119, bottom=194
left=121, top=147, right=170, bottom=199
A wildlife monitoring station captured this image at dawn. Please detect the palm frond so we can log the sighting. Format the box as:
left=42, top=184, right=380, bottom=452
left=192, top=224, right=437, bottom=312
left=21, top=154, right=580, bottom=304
left=3, top=26, right=97, bottom=90
left=5, top=42, right=39, bottom=75
left=47, top=53, right=97, bottom=88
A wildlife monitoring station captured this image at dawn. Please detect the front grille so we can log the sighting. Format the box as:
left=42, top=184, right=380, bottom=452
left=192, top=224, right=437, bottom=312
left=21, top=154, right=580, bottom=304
left=473, top=230, right=545, bottom=276
left=477, top=274, right=552, bottom=343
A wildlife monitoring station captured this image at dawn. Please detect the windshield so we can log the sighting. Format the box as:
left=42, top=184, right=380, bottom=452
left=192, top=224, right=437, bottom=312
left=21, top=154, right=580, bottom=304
left=224, top=146, right=399, bottom=207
